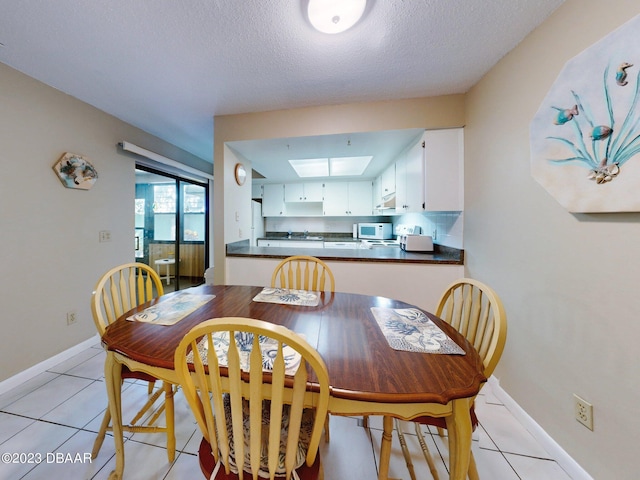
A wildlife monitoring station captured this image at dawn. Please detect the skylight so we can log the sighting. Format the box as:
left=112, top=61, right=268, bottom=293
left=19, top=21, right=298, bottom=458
left=288, top=156, right=372, bottom=178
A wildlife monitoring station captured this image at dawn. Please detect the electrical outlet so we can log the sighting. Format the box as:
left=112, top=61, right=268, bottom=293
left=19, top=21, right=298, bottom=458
left=66, top=310, right=78, bottom=326
left=574, top=394, right=593, bottom=430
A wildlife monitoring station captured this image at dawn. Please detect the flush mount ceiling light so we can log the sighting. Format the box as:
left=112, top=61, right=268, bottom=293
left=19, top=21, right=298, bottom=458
left=307, top=0, right=366, bottom=34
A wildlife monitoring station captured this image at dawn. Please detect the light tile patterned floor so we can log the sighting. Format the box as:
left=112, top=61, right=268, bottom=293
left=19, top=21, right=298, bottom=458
left=0, top=339, right=574, bottom=479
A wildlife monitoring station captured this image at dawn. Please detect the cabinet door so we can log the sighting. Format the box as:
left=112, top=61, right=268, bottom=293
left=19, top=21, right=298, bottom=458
left=303, top=182, right=324, bottom=202
left=381, top=164, right=396, bottom=197
left=323, top=182, right=349, bottom=215
left=404, top=139, right=425, bottom=212
left=284, top=183, right=304, bottom=202
left=262, top=184, right=285, bottom=216
left=251, top=183, right=263, bottom=200
left=424, top=128, right=463, bottom=211
left=348, top=181, right=373, bottom=216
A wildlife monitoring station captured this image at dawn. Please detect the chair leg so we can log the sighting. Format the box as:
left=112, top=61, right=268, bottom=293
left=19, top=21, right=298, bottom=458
left=324, top=415, right=330, bottom=442
left=147, top=380, right=156, bottom=395
left=394, top=419, right=417, bottom=480
left=414, top=422, right=440, bottom=480
left=437, top=426, right=445, bottom=437
left=468, top=451, right=479, bottom=480
left=362, top=415, right=369, bottom=428
left=164, top=383, right=176, bottom=462
left=91, top=408, right=111, bottom=459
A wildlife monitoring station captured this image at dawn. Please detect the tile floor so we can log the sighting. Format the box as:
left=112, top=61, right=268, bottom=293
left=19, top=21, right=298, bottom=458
left=0, top=339, right=575, bottom=479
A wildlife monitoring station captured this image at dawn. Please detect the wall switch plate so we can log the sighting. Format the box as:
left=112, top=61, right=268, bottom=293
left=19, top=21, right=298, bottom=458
left=99, top=230, right=111, bottom=242
left=574, top=394, right=593, bottom=430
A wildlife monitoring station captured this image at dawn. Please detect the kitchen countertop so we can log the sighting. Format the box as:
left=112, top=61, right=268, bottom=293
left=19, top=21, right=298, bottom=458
left=226, top=239, right=464, bottom=265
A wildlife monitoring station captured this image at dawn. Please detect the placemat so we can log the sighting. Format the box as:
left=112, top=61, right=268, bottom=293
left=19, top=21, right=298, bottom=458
left=186, top=332, right=302, bottom=376
left=252, top=287, right=319, bottom=307
left=127, top=292, right=216, bottom=326
left=370, top=307, right=465, bottom=355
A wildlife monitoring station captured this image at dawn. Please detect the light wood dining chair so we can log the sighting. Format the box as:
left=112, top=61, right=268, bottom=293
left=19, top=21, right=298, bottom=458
left=271, top=255, right=335, bottom=293
left=271, top=255, right=335, bottom=442
left=174, top=317, right=330, bottom=480
left=90, top=262, right=176, bottom=462
left=395, top=278, right=507, bottom=480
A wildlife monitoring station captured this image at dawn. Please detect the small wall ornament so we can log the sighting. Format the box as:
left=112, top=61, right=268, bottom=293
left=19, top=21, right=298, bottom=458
left=530, top=14, right=640, bottom=212
left=52, top=152, right=98, bottom=190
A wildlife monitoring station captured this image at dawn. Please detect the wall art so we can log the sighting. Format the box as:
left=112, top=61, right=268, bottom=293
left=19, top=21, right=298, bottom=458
left=530, top=14, right=640, bottom=212
left=52, top=152, right=98, bottom=190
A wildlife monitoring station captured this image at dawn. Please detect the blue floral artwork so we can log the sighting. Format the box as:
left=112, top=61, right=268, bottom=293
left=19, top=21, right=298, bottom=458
left=370, top=307, right=465, bottom=355
left=530, top=14, right=640, bottom=212
left=52, top=152, right=98, bottom=190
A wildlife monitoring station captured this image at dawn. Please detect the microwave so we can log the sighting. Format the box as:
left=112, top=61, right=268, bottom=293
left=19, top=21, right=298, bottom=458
left=358, top=223, right=393, bottom=240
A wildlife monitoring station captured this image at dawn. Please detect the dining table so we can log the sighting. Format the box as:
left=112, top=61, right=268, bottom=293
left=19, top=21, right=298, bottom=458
left=100, top=284, right=486, bottom=480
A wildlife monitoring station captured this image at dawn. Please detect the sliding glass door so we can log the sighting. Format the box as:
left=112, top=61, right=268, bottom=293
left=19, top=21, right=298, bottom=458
left=135, top=166, right=208, bottom=292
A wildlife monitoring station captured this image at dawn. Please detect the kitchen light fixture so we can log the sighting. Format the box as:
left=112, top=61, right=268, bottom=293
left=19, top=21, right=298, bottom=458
left=307, top=0, right=366, bottom=34
left=288, top=156, right=372, bottom=177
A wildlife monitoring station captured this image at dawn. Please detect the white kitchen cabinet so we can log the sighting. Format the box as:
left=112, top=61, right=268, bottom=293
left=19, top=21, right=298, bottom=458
left=381, top=163, right=396, bottom=197
left=324, top=241, right=359, bottom=249
left=284, top=182, right=323, bottom=202
left=257, top=239, right=282, bottom=247
left=261, top=184, right=286, bottom=216
left=257, top=239, right=323, bottom=248
left=395, top=139, right=424, bottom=213
left=423, top=128, right=463, bottom=211
left=251, top=183, right=263, bottom=200
left=323, top=181, right=373, bottom=216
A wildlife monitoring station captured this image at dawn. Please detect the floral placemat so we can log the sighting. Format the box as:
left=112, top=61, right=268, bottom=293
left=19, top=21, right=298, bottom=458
left=186, top=331, right=302, bottom=376
left=370, top=307, right=465, bottom=355
left=127, top=292, right=216, bottom=326
left=252, top=288, right=319, bottom=307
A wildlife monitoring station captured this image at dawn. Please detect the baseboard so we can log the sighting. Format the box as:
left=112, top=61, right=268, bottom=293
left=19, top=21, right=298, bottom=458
left=0, top=335, right=100, bottom=396
left=488, top=376, right=593, bottom=480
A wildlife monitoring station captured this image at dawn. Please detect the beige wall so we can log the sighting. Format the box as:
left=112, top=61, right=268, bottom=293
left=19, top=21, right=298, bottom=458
left=213, top=95, right=466, bottom=283
left=465, top=1, right=640, bottom=478
left=0, top=62, right=207, bottom=381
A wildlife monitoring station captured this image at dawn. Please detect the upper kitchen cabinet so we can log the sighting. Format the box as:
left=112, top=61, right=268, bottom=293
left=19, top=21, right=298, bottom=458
left=284, top=182, right=323, bottom=202
left=395, top=139, right=424, bottom=213
left=251, top=183, right=263, bottom=200
left=323, top=181, right=373, bottom=216
left=394, top=128, right=463, bottom=214
left=381, top=163, right=396, bottom=197
left=423, top=128, right=463, bottom=211
left=262, top=183, right=286, bottom=216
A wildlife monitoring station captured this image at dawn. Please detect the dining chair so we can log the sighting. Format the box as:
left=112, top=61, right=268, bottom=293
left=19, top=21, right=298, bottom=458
left=174, top=317, right=330, bottom=480
left=395, top=278, right=507, bottom=480
left=271, top=255, right=334, bottom=442
left=271, top=255, right=335, bottom=293
left=90, top=262, right=176, bottom=462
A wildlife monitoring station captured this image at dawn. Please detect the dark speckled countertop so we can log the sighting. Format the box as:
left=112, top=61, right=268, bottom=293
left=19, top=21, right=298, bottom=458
left=226, top=239, right=463, bottom=265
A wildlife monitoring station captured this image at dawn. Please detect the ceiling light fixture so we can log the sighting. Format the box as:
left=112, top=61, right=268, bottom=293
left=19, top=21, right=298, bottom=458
left=307, top=0, right=366, bottom=34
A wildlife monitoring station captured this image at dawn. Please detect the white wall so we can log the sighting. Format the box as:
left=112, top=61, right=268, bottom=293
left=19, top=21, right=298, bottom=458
left=0, top=62, right=208, bottom=381
left=465, top=1, right=640, bottom=478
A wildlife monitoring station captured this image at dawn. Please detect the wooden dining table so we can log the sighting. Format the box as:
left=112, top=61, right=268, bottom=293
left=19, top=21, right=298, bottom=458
left=100, top=284, right=486, bottom=480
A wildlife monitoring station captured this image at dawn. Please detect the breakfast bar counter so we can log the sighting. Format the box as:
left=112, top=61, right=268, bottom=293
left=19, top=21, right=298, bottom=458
left=226, top=239, right=464, bottom=265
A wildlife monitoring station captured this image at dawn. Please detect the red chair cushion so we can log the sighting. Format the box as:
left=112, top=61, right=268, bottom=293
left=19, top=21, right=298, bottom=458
left=198, top=437, right=321, bottom=480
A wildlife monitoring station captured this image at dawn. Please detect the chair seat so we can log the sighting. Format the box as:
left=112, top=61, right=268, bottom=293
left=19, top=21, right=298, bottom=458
left=198, top=438, right=321, bottom=480
left=412, top=404, right=478, bottom=431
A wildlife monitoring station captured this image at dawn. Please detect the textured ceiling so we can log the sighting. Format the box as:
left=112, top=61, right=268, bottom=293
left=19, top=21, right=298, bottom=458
left=0, top=0, right=564, bottom=171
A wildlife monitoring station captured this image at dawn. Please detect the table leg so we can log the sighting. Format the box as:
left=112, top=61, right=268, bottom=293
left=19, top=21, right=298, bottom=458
left=445, top=399, right=473, bottom=480
left=165, top=263, right=171, bottom=285
left=105, top=352, right=124, bottom=480
left=378, top=416, right=395, bottom=480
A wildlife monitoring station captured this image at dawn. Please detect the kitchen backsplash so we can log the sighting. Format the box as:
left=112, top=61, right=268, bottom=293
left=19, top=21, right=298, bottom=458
left=264, top=212, right=463, bottom=248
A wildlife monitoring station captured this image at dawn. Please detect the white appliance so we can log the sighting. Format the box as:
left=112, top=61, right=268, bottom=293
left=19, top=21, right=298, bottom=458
left=251, top=200, right=265, bottom=246
left=399, top=235, right=434, bottom=252
left=358, top=223, right=392, bottom=240
left=360, top=239, right=399, bottom=248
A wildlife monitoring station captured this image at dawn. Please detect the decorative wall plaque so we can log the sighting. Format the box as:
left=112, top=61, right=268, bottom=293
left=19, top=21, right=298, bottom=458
left=52, top=152, right=98, bottom=190
left=530, top=14, right=640, bottom=212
